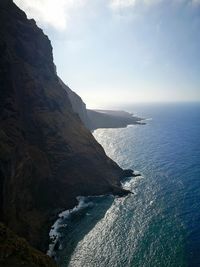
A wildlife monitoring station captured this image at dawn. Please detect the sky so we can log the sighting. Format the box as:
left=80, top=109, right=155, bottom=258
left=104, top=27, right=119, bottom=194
left=14, top=0, right=200, bottom=108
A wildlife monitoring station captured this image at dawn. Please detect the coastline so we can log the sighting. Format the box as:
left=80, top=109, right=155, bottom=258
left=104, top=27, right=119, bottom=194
left=47, top=196, right=93, bottom=258
left=0, top=2, right=147, bottom=266
left=87, top=109, right=145, bottom=130
left=46, top=116, right=145, bottom=261
left=47, top=170, right=142, bottom=260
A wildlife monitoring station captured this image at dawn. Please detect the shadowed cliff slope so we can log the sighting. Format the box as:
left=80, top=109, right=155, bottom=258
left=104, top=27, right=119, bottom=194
left=0, top=223, right=56, bottom=267
left=0, top=0, right=128, bottom=253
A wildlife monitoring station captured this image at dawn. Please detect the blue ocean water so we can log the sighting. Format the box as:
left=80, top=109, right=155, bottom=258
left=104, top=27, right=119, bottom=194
left=57, top=103, right=200, bottom=267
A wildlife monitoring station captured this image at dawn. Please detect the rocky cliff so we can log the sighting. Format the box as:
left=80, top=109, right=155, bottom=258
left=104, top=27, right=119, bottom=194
left=0, top=0, right=128, bottom=255
left=87, top=109, right=144, bottom=130
left=59, top=78, right=143, bottom=130
left=58, top=78, right=91, bottom=129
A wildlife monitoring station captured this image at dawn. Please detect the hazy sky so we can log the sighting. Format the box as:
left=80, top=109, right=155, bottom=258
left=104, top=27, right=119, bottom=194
left=14, top=0, right=200, bottom=108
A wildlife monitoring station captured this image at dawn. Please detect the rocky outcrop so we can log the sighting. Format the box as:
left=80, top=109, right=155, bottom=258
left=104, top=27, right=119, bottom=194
left=0, top=0, right=128, bottom=253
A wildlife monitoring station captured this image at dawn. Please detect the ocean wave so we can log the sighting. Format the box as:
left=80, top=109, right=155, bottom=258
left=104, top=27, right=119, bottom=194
left=122, top=173, right=144, bottom=191
left=47, top=196, right=93, bottom=257
left=47, top=172, right=143, bottom=258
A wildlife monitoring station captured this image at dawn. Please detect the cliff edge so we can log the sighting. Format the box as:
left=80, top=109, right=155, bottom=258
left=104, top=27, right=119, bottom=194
left=0, top=0, right=128, bottom=255
left=59, top=78, right=144, bottom=130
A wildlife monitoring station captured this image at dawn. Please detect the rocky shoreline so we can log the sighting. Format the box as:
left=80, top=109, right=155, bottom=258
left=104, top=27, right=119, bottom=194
left=0, top=1, right=144, bottom=267
left=47, top=169, right=141, bottom=260
left=87, top=109, right=145, bottom=130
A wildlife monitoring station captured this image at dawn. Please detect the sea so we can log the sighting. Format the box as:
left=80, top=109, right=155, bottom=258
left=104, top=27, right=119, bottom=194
left=56, top=102, right=200, bottom=267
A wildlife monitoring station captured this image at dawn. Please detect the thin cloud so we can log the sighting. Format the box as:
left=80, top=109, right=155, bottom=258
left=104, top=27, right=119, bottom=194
left=109, top=0, right=200, bottom=9
left=14, top=0, right=200, bottom=32
left=192, top=0, right=200, bottom=5
left=14, top=0, right=87, bottom=31
left=110, top=0, right=137, bottom=9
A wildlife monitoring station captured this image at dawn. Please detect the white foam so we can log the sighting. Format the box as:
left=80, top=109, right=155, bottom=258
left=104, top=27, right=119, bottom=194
left=122, top=174, right=143, bottom=191
left=47, top=173, right=143, bottom=257
left=47, top=196, right=93, bottom=257
left=127, top=124, right=136, bottom=128
left=149, top=200, right=154, bottom=205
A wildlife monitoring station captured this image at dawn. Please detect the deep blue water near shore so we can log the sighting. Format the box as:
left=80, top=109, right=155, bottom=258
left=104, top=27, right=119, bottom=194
left=57, top=103, right=200, bottom=267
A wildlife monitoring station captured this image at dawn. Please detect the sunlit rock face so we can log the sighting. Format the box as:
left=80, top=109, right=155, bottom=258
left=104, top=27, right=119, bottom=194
left=58, top=78, right=91, bottom=129
left=0, top=0, right=125, bottom=251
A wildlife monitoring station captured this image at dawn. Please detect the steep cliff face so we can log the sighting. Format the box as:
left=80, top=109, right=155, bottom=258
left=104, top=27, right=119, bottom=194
left=0, top=0, right=127, bottom=252
left=58, top=78, right=91, bottom=129
left=59, top=79, right=143, bottom=130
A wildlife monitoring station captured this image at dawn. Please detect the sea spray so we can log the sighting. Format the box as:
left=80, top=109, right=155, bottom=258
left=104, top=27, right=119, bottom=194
left=65, top=174, right=144, bottom=267
left=47, top=173, right=142, bottom=259
left=47, top=196, right=93, bottom=257
left=122, top=173, right=143, bottom=192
